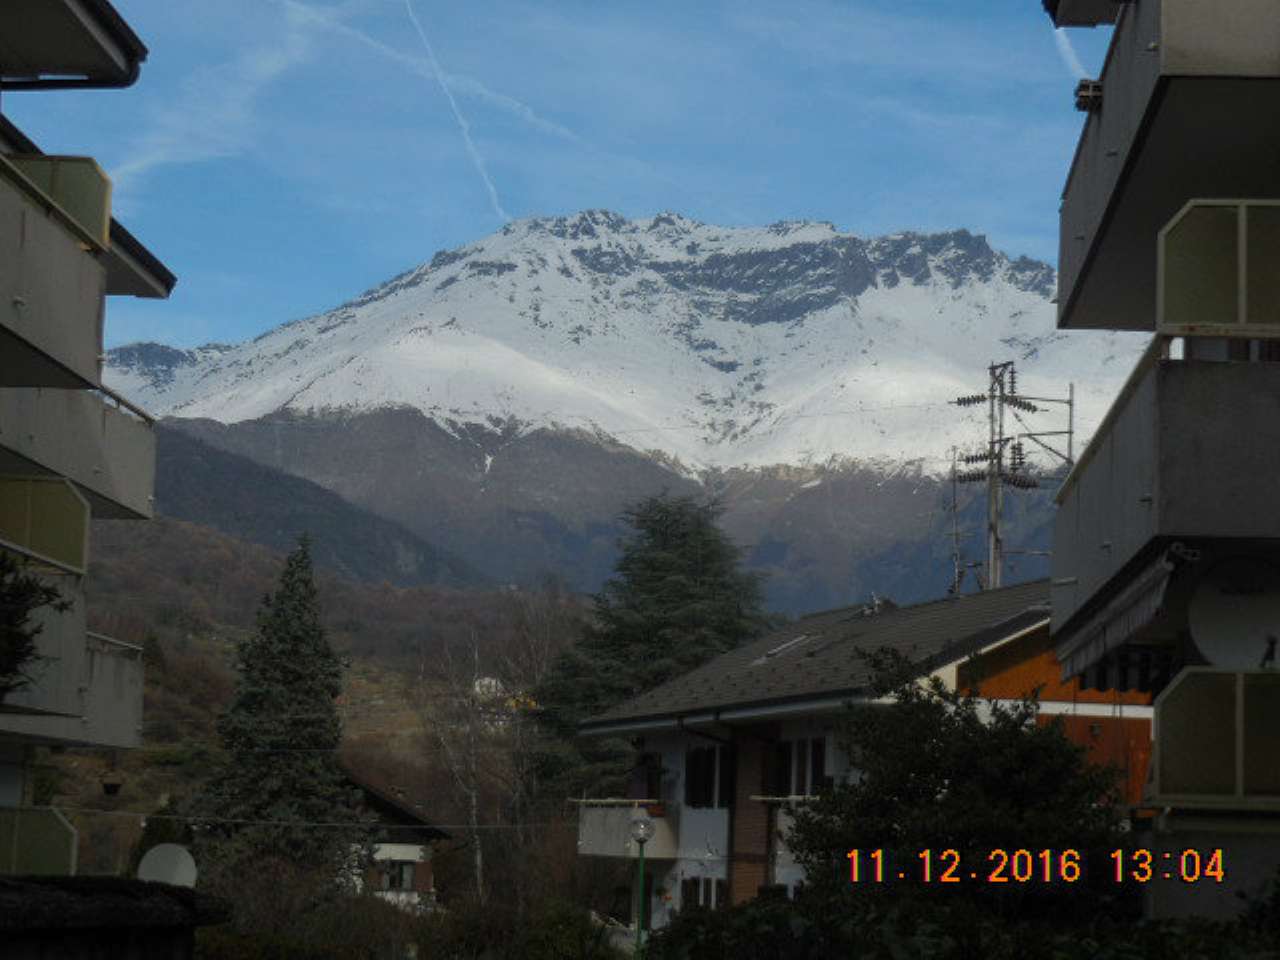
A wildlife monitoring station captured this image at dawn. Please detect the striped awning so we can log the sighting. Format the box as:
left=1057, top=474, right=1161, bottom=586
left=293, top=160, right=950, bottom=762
left=1056, top=553, right=1174, bottom=681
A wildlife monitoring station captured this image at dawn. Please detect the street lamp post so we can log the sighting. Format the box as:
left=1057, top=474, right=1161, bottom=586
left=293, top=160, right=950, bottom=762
left=630, top=811, right=655, bottom=956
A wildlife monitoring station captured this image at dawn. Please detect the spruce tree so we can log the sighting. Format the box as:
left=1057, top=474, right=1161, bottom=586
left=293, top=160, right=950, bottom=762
left=537, top=493, right=774, bottom=738
left=196, top=537, right=361, bottom=873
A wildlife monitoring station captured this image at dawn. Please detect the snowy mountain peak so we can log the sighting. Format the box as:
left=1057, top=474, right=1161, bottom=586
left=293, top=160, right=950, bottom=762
left=106, top=212, right=1143, bottom=473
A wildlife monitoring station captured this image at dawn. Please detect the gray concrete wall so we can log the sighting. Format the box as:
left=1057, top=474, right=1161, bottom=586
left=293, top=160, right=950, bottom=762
left=0, top=386, right=155, bottom=519
left=1143, top=821, right=1280, bottom=919
left=1052, top=359, right=1159, bottom=631
left=1163, top=0, right=1280, bottom=76
left=1157, top=361, right=1280, bottom=538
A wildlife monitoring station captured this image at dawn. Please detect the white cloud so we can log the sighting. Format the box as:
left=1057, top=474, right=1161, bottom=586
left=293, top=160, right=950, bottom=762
left=111, top=3, right=316, bottom=198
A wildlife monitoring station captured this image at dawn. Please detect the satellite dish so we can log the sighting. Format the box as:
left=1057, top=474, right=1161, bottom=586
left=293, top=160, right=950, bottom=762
left=137, top=843, right=198, bottom=888
left=1188, top=558, right=1280, bottom=669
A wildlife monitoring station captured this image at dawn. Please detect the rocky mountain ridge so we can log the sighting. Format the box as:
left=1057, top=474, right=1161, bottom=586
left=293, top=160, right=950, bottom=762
left=107, top=211, right=1144, bottom=475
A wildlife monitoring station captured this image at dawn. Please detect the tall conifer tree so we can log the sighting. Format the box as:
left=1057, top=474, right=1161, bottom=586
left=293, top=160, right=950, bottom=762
left=537, top=494, right=774, bottom=738
left=197, top=537, right=360, bottom=872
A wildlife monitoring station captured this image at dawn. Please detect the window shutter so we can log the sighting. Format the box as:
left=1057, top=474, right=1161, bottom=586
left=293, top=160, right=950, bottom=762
left=680, top=877, right=700, bottom=911
left=772, top=741, right=793, bottom=796
left=717, top=745, right=736, bottom=809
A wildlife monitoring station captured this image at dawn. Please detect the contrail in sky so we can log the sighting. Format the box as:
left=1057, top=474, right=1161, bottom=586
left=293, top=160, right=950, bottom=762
left=404, top=0, right=509, bottom=222
left=1053, top=28, right=1088, bottom=80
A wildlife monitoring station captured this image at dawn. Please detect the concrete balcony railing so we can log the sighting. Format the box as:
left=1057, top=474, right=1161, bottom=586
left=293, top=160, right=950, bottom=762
left=0, top=559, right=144, bottom=749
left=1056, top=0, right=1280, bottom=331
left=0, top=806, right=78, bottom=876
left=1051, top=339, right=1280, bottom=673
left=0, top=384, right=156, bottom=519
left=0, top=155, right=108, bottom=390
left=576, top=803, right=679, bottom=860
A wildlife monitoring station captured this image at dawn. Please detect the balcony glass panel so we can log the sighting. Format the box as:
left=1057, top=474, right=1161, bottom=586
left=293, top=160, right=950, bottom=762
left=1247, top=206, right=1280, bottom=326
left=1164, top=205, right=1238, bottom=329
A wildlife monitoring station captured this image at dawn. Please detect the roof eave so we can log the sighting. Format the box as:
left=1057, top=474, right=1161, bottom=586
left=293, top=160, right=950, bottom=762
left=578, top=603, right=1053, bottom=738
left=0, top=0, right=148, bottom=91
left=0, top=115, right=176, bottom=297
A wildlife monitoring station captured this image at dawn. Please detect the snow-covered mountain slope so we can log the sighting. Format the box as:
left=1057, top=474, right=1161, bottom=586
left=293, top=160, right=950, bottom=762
left=106, top=211, right=1147, bottom=473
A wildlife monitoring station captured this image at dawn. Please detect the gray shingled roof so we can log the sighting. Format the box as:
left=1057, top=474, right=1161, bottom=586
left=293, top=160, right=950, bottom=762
left=581, top=580, right=1049, bottom=733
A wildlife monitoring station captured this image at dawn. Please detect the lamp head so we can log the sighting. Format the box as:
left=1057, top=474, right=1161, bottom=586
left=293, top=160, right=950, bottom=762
left=630, top=812, right=655, bottom=845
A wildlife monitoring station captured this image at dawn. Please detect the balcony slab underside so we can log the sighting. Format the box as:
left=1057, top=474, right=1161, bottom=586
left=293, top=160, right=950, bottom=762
left=1052, top=360, right=1280, bottom=666
left=1059, top=0, right=1280, bottom=330
left=0, top=387, right=155, bottom=519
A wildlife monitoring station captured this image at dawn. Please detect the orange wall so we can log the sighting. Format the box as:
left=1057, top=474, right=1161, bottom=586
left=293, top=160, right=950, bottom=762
left=959, top=626, right=1152, bottom=805
left=958, top=626, right=1153, bottom=707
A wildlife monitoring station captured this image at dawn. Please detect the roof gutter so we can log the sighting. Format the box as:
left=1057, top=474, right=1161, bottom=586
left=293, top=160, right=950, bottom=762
left=0, top=0, right=148, bottom=91
left=580, top=692, right=864, bottom=739
left=0, top=61, right=140, bottom=91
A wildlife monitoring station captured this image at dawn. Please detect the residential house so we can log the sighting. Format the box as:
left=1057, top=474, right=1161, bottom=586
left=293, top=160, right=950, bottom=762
left=576, top=580, right=1153, bottom=935
left=344, top=766, right=449, bottom=911
left=0, top=0, right=176, bottom=876
left=1043, top=0, right=1280, bottom=918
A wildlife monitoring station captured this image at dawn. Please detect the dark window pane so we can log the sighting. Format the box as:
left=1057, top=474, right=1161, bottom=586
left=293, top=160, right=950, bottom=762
left=810, top=737, right=826, bottom=793
left=681, top=877, right=700, bottom=911
left=686, top=747, right=716, bottom=807
left=717, top=745, right=736, bottom=808
left=631, top=752, right=661, bottom=800
left=772, top=742, right=793, bottom=796
left=795, top=740, right=809, bottom=795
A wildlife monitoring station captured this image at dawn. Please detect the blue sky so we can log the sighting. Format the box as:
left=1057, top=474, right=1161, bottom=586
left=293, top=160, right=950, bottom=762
left=4, top=1, right=1111, bottom=348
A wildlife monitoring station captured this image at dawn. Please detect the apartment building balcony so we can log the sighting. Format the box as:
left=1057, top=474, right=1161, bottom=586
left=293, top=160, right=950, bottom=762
left=0, top=154, right=109, bottom=389
left=0, top=806, right=78, bottom=876
left=0, top=522, right=143, bottom=749
left=0, top=383, right=156, bottom=519
left=1053, top=0, right=1280, bottom=331
left=576, top=802, right=680, bottom=860
left=1052, top=200, right=1280, bottom=681
left=1052, top=341, right=1280, bottom=681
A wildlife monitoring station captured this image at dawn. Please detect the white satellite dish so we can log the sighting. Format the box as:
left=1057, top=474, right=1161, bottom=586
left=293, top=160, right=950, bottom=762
left=1188, top=559, right=1280, bottom=670
left=137, top=843, right=198, bottom=888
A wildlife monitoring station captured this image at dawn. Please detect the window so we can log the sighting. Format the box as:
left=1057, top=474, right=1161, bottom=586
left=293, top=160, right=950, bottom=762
left=631, top=752, right=663, bottom=800
left=770, top=736, right=827, bottom=796
left=684, top=745, right=735, bottom=808
left=680, top=876, right=728, bottom=911
left=381, top=860, right=415, bottom=892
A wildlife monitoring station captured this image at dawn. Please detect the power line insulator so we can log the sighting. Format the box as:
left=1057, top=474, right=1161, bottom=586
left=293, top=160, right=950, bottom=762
left=1003, top=396, right=1039, bottom=413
